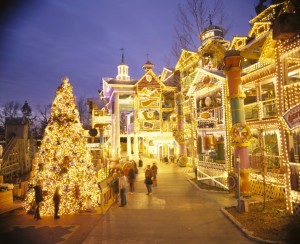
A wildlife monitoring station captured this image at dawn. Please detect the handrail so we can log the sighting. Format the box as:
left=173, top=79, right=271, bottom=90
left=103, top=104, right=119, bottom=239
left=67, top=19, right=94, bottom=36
left=99, top=185, right=114, bottom=215
left=2, top=136, right=17, bottom=159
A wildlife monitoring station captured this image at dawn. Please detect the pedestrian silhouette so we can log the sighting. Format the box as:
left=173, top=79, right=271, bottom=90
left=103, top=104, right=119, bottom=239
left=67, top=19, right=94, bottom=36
left=151, top=163, right=158, bottom=186
left=119, top=171, right=127, bottom=207
left=127, top=165, right=136, bottom=193
left=33, top=180, right=43, bottom=220
left=144, top=165, right=153, bottom=195
left=53, top=186, right=61, bottom=219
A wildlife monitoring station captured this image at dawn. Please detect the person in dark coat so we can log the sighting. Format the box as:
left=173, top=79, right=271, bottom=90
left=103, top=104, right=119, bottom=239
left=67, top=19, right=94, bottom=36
left=144, top=165, right=153, bottom=195
left=109, top=173, right=119, bottom=203
left=151, top=163, right=158, bottom=186
left=33, top=180, right=43, bottom=220
left=127, top=165, right=136, bottom=193
left=53, top=186, right=61, bottom=219
left=138, top=158, right=143, bottom=167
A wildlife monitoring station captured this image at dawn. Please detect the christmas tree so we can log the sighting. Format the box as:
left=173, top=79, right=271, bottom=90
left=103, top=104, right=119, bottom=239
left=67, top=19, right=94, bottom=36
left=24, top=77, right=100, bottom=216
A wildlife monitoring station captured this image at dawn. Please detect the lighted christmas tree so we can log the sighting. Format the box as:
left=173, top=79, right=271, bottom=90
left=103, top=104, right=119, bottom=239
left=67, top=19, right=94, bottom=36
left=24, top=77, right=100, bottom=216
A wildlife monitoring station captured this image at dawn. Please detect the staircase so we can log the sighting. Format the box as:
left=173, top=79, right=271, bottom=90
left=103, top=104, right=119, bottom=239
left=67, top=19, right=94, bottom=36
left=0, top=136, right=21, bottom=176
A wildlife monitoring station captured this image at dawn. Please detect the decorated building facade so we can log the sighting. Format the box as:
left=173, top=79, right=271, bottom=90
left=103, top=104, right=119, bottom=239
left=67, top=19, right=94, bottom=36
left=88, top=54, right=177, bottom=169
left=87, top=0, right=300, bottom=214
left=173, top=1, right=300, bottom=214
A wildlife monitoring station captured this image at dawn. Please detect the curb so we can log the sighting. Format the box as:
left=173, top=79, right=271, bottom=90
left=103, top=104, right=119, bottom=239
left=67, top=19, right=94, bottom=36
left=0, top=204, right=23, bottom=216
left=221, top=207, right=286, bottom=244
left=186, top=175, right=286, bottom=244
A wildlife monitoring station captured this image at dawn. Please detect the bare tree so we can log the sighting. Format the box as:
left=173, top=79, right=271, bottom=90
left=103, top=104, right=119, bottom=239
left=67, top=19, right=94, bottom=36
left=2, top=101, right=21, bottom=118
left=0, top=101, right=21, bottom=126
left=36, top=104, right=51, bottom=138
left=172, top=0, right=230, bottom=58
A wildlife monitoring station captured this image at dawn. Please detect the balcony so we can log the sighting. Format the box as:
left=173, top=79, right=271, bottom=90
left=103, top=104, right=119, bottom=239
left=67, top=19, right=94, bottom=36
left=93, top=116, right=111, bottom=125
left=245, top=103, right=259, bottom=120
left=196, top=107, right=224, bottom=127
left=245, top=98, right=277, bottom=121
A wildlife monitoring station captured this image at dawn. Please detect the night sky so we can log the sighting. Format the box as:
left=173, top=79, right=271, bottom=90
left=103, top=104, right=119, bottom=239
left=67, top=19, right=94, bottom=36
left=0, top=0, right=257, bottom=108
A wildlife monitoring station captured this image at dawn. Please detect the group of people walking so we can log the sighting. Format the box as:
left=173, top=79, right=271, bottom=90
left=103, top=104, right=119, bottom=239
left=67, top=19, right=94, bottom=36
left=109, top=161, right=159, bottom=207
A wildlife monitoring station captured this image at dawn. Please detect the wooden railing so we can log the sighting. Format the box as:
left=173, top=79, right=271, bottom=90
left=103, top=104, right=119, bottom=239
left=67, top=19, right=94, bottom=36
left=249, top=154, right=281, bottom=172
left=2, top=136, right=16, bottom=159
left=244, top=99, right=277, bottom=121
left=1, top=136, right=21, bottom=176
left=99, top=184, right=114, bottom=215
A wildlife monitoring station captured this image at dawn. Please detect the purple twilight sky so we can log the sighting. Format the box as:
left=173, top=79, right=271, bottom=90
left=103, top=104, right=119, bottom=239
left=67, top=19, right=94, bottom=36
left=0, top=0, right=257, bottom=108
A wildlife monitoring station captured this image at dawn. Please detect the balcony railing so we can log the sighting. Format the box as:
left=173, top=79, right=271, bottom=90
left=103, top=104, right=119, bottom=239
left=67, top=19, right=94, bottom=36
left=196, top=106, right=224, bottom=127
left=93, top=116, right=111, bottom=125
left=249, top=154, right=281, bottom=172
left=262, top=99, right=277, bottom=118
left=244, top=99, right=277, bottom=121
left=245, top=103, right=259, bottom=120
left=161, top=121, right=176, bottom=132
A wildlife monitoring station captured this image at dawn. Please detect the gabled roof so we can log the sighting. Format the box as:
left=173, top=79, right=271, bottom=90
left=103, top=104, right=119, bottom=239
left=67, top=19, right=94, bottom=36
left=230, top=36, right=249, bottom=50
left=186, top=68, right=225, bottom=96
left=160, top=68, right=177, bottom=88
left=248, top=21, right=272, bottom=38
left=259, top=32, right=276, bottom=63
left=175, top=49, right=198, bottom=70
left=135, top=69, right=166, bottom=89
left=240, top=31, right=270, bottom=60
left=250, top=2, right=284, bottom=24
left=160, top=67, right=174, bottom=81
left=163, top=73, right=177, bottom=88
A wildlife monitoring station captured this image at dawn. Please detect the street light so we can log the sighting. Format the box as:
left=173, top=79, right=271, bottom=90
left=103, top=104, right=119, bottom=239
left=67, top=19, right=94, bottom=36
left=236, top=155, right=241, bottom=212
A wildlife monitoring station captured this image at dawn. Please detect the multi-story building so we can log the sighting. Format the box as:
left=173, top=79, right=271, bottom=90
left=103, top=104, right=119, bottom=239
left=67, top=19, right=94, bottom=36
left=88, top=54, right=177, bottom=169
left=0, top=117, right=31, bottom=181
left=87, top=0, right=300, bottom=214
left=175, top=0, right=300, bottom=214
left=174, top=22, right=230, bottom=188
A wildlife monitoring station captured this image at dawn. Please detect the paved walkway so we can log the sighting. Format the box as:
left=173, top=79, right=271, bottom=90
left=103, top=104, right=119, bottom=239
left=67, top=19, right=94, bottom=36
left=0, top=158, right=256, bottom=244
left=84, top=158, right=255, bottom=244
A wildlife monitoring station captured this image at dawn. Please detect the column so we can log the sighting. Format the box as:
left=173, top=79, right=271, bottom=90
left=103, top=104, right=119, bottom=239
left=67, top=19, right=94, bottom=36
left=134, top=133, right=139, bottom=160
left=127, top=135, right=131, bottom=158
left=176, top=91, right=187, bottom=166
left=99, top=126, right=104, bottom=165
left=224, top=50, right=251, bottom=196
left=111, top=94, right=120, bottom=162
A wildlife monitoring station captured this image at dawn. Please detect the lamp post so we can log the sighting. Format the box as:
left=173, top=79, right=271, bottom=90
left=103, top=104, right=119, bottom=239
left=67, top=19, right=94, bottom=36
left=236, top=155, right=241, bottom=212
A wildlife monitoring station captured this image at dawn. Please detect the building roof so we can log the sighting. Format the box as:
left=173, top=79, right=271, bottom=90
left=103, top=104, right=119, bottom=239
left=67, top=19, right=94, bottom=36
left=86, top=98, right=107, bottom=110
left=5, top=117, right=29, bottom=125
left=106, top=78, right=138, bottom=86
left=163, top=73, right=177, bottom=87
